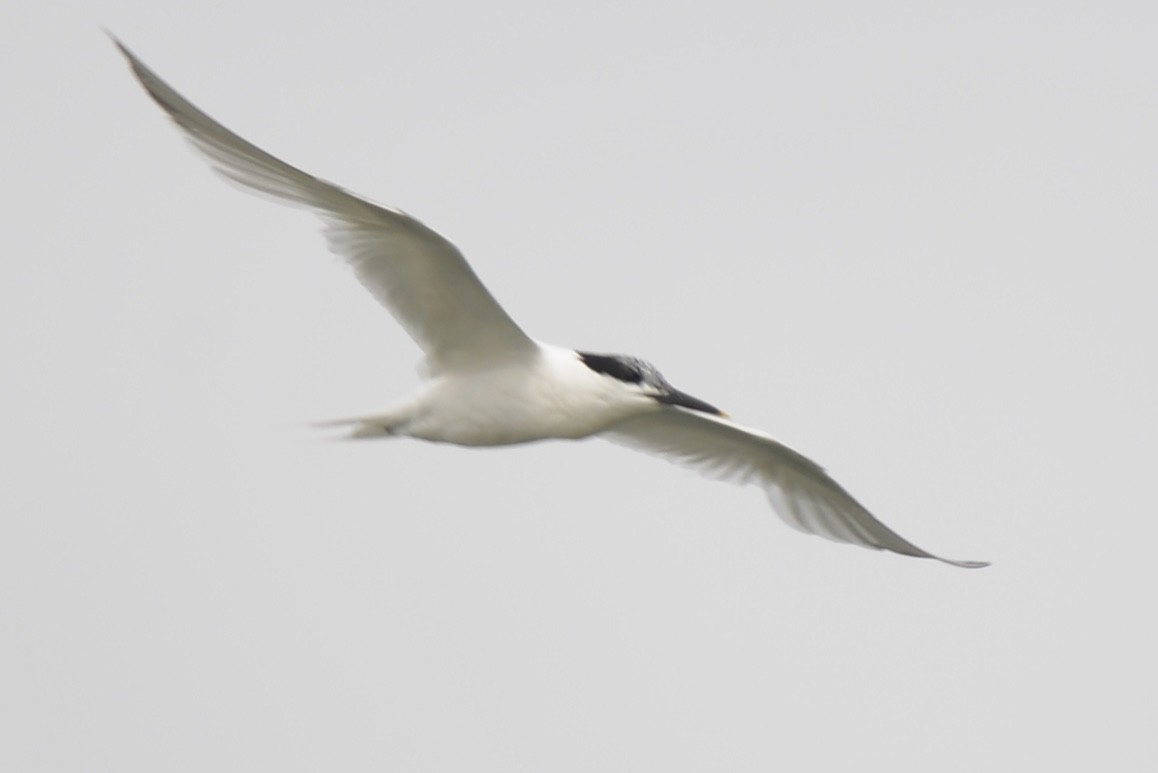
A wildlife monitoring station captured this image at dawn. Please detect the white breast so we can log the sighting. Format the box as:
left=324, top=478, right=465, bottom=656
left=400, top=344, right=657, bottom=446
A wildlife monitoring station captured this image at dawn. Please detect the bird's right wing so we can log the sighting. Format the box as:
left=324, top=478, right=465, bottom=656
left=603, top=409, right=987, bottom=568
left=114, top=39, right=537, bottom=374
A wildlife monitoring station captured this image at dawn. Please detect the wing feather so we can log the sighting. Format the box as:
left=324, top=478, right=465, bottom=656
left=603, top=409, right=987, bottom=568
left=114, top=39, right=535, bottom=373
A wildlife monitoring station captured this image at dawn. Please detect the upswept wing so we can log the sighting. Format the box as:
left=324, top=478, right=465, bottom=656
left=115, top=39, right=536, bottom=374
left=603, top=409, right=987, bottom=568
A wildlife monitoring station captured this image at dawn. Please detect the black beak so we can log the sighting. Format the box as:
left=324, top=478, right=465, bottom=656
left=655, top=389, right=727, bottom=417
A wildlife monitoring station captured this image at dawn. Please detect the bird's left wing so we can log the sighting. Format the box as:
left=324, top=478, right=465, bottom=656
left=602, top=409, right=987, bottom=568
left=114, top=39, right=536, bottom=374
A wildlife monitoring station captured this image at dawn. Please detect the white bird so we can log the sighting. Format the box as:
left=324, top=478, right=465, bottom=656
left=114, top=39, right=987, bottom=568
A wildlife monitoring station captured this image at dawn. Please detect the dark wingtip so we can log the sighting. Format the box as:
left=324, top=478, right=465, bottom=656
left=952, top=559, right=991, bottom=569
left=931, top=555, right=990, bottom=569
left=104, top=29, right=129, bottom=56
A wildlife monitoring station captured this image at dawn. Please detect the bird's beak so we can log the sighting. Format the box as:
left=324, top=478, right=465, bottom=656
left=655, top=389, right=727, bottom=417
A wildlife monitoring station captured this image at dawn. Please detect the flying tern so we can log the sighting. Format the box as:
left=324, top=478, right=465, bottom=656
left=114, top=39, right=987, bottom=568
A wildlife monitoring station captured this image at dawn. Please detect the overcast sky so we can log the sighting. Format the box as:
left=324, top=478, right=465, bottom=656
left=3, top=1, right=1156, bottom=771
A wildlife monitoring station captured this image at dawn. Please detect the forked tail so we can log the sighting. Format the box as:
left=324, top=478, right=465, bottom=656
left=311, top=415, right=396, bottom=440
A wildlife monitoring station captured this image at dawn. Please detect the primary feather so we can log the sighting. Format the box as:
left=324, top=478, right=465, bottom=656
left=604, top=410, right=988, bottom=568
left=113, top=39, right=535, bottom=375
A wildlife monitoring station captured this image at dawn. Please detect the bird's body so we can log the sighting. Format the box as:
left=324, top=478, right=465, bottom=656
left=341, top=344, right=661, bottom=446
left=115, top=38, right=987, bottom=568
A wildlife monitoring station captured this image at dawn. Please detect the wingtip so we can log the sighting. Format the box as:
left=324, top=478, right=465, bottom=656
left=106, top=32, right=152, bottom=78
left=104, top=28, right=129, bottom=56
left=943, top=558, right=991, bottom=569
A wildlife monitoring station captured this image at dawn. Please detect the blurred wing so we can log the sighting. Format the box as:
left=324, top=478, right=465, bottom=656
left=603, top=409, right=987, bottom=568
left=114, top=39, right=536, bottom=374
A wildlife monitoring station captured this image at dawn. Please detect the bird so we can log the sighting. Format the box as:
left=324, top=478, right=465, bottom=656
left=113, top=38, right=987, bottom=569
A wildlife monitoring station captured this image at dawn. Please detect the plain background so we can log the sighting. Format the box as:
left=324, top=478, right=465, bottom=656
left=4, top=1, right=1156, bottom=770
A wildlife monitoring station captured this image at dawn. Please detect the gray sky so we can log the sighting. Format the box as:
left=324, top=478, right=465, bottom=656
left=4, top=1, right=1156, bottom=770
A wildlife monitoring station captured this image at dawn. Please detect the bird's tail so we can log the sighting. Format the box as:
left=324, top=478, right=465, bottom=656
left=311, top=414, right=395, bottom=440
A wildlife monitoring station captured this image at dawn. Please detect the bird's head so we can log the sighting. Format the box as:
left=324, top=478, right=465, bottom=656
left=577, top=351, right=726, bottom=417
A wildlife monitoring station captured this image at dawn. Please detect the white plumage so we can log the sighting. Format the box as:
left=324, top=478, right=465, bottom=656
left=115, top=38, right=986, bottom=568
